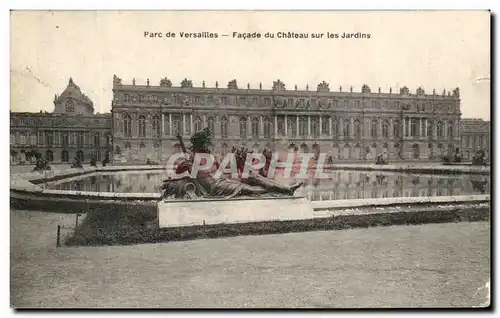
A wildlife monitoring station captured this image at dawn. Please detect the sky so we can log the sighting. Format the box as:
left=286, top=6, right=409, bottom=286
left=10, top=10, right=491, bottom=120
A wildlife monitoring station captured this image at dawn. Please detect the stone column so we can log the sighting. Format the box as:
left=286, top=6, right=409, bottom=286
left=285, top=115, right=288, bottom=137
left=378, top=120, right=382, bottom=139
left=259, top=116, right=264, bottom=137
left=433, top=121, right=437, bottom=139
left=274, top=116, right=278, bottom=136
left=444, top=120, right=448, bottom=139
left=424, top=118, right=428, bottom=138
left=389, top=118, right=394, bottom=138
left=161, top=113, right=165, bottom=135
left=215, top=115, right=221, bottom=138
left=418, top=118, right=422, bottom=137
left=351, top=117, right=354, bottom=138
left=190, top=114, right=194, bottom=135
left=308, top=116, right=311, bottom=136
left=410, top=118, right=413, bottom=138
left=319, top=116, right=323, bottom=136
left=403, top=117, right=407, bottom=138
left=247, top=116, right=252, bottom=138
left=132, top=113, right=137, bottom=137
left=339, top=117, right=343, bottom=139
left=169, top=114, right=172, bottom=136
left=296, top=116, right=300, bottom=136
left=329, top=117, right=332, bottom=136
left=203, top=114, right=207, bottom=128
left=146, top=114, right=152, bottom=137
left=181, top=114, right=186, bottom=136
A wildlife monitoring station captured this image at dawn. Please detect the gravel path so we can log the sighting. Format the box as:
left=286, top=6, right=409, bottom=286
left=10, top=210, right=490, bottom=308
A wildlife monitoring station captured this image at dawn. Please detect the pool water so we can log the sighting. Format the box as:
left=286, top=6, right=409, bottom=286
left=46, top=170, right=490, bottom=201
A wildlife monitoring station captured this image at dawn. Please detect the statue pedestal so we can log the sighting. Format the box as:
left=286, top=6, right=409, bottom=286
left=158, top=197, right=314, bottom=228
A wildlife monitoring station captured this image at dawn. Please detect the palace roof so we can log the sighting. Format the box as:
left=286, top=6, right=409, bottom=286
left=54, top=78, right=93, bottom=105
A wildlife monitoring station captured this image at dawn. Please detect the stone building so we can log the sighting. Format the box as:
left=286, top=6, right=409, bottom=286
left=10, top=78, right=112, bottom=164
left=460, top=118, right=491, bottom=161
left=111, top=75, right=462, bottom=164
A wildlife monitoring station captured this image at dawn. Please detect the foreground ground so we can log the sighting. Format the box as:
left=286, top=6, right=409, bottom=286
left=10, top=209, right=490, bottom=308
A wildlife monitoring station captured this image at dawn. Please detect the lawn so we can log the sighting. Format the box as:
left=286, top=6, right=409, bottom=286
left=10, top=209, right=490, bottom=308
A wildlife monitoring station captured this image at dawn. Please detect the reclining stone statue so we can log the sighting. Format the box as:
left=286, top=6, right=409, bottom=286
left=160, top=133, right=303, bottom=200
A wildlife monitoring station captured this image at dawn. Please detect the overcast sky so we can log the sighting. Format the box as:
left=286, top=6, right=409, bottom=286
left=10, top=10, right=490, bottom=120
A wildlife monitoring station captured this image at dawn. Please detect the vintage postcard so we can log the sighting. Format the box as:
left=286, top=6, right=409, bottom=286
left=10, top=10, right=490, bottom=309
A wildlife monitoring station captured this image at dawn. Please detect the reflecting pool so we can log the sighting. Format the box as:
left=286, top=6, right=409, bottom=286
left=46, top=170, right=490, bottom=201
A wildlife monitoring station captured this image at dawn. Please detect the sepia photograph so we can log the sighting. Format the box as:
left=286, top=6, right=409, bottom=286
left=9, top=10, right=491, bottom=308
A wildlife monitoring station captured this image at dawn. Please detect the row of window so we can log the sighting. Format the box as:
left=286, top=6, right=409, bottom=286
left=10, top=116, right=111, bottom=127
left=118, top=114, right=455, bottom=140
left=10, top=131, right=109, bottom=148
left=461, top=135, right=489, bottom=148
left=11, top=149, right=103, bottom=162
left=120, top=94, right=455, bottom=112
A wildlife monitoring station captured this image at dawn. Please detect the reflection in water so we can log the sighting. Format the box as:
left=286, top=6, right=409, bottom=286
left=48, top=170, right=491, bottom=201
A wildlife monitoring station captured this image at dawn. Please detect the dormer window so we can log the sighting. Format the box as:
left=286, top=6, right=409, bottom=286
left=65, top=100, right=75, bottom=113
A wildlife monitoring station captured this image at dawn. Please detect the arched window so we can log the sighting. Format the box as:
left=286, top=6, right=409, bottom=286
left=277, top=116, right=286, bottom=136
left=321, top=116, right=330, bottom=135
left=411, top=119, right=418, bottom=137
left=76, top=132, right=84, bottom=147
left=61, top=150, right=69, bottom=162
left=194, top=116, right=203, bottom=132
left=93, top=133, right=100, bottom=148
left=311, top=116, right=319, bottom=138
left=138, top=115, right=146, bottom=137
left=287, top=115, right=297, bottom=137
left=262, top=117, right=270, bottom=138
left=393, top=120, right=401, bottom=138
left=152, top=116, right=160, bottom=136
left=343, top=119, right=350, bottom=138
left=299, top=116, right=308, bottom=136
left=437, top=121, right=444, bottom=138
left=221, top=116, right=229, bottom=138
left=207, top=117, right=215, bottom=134
left=332, top=118, right=339, bottom=137
left=412, top=144, right=420, bottom=159
left=29, top=133, right=37, bottom=146
left=240, top=117, right=247, bottom=138
left=394, top=143, right=401, bottom=159
left=252, top=117, right=259, bottom=138
left=447, top=121, right=453, bottom=139
left=427, top=120, right=433, bottom=138
left=65, top=100, right=75, bottom=113
left=354, top=120, right=362, bottom=139
left=371, top=120, right=378, bottom=138
left=382, top=120, right=389, bottom=138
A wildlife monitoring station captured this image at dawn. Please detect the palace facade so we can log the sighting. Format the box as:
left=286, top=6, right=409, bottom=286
left=460, top=118, right=491, bottom=161
left=111, top=75, right=462, bottom=164
left=10, top=78, right=112, bottom=164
